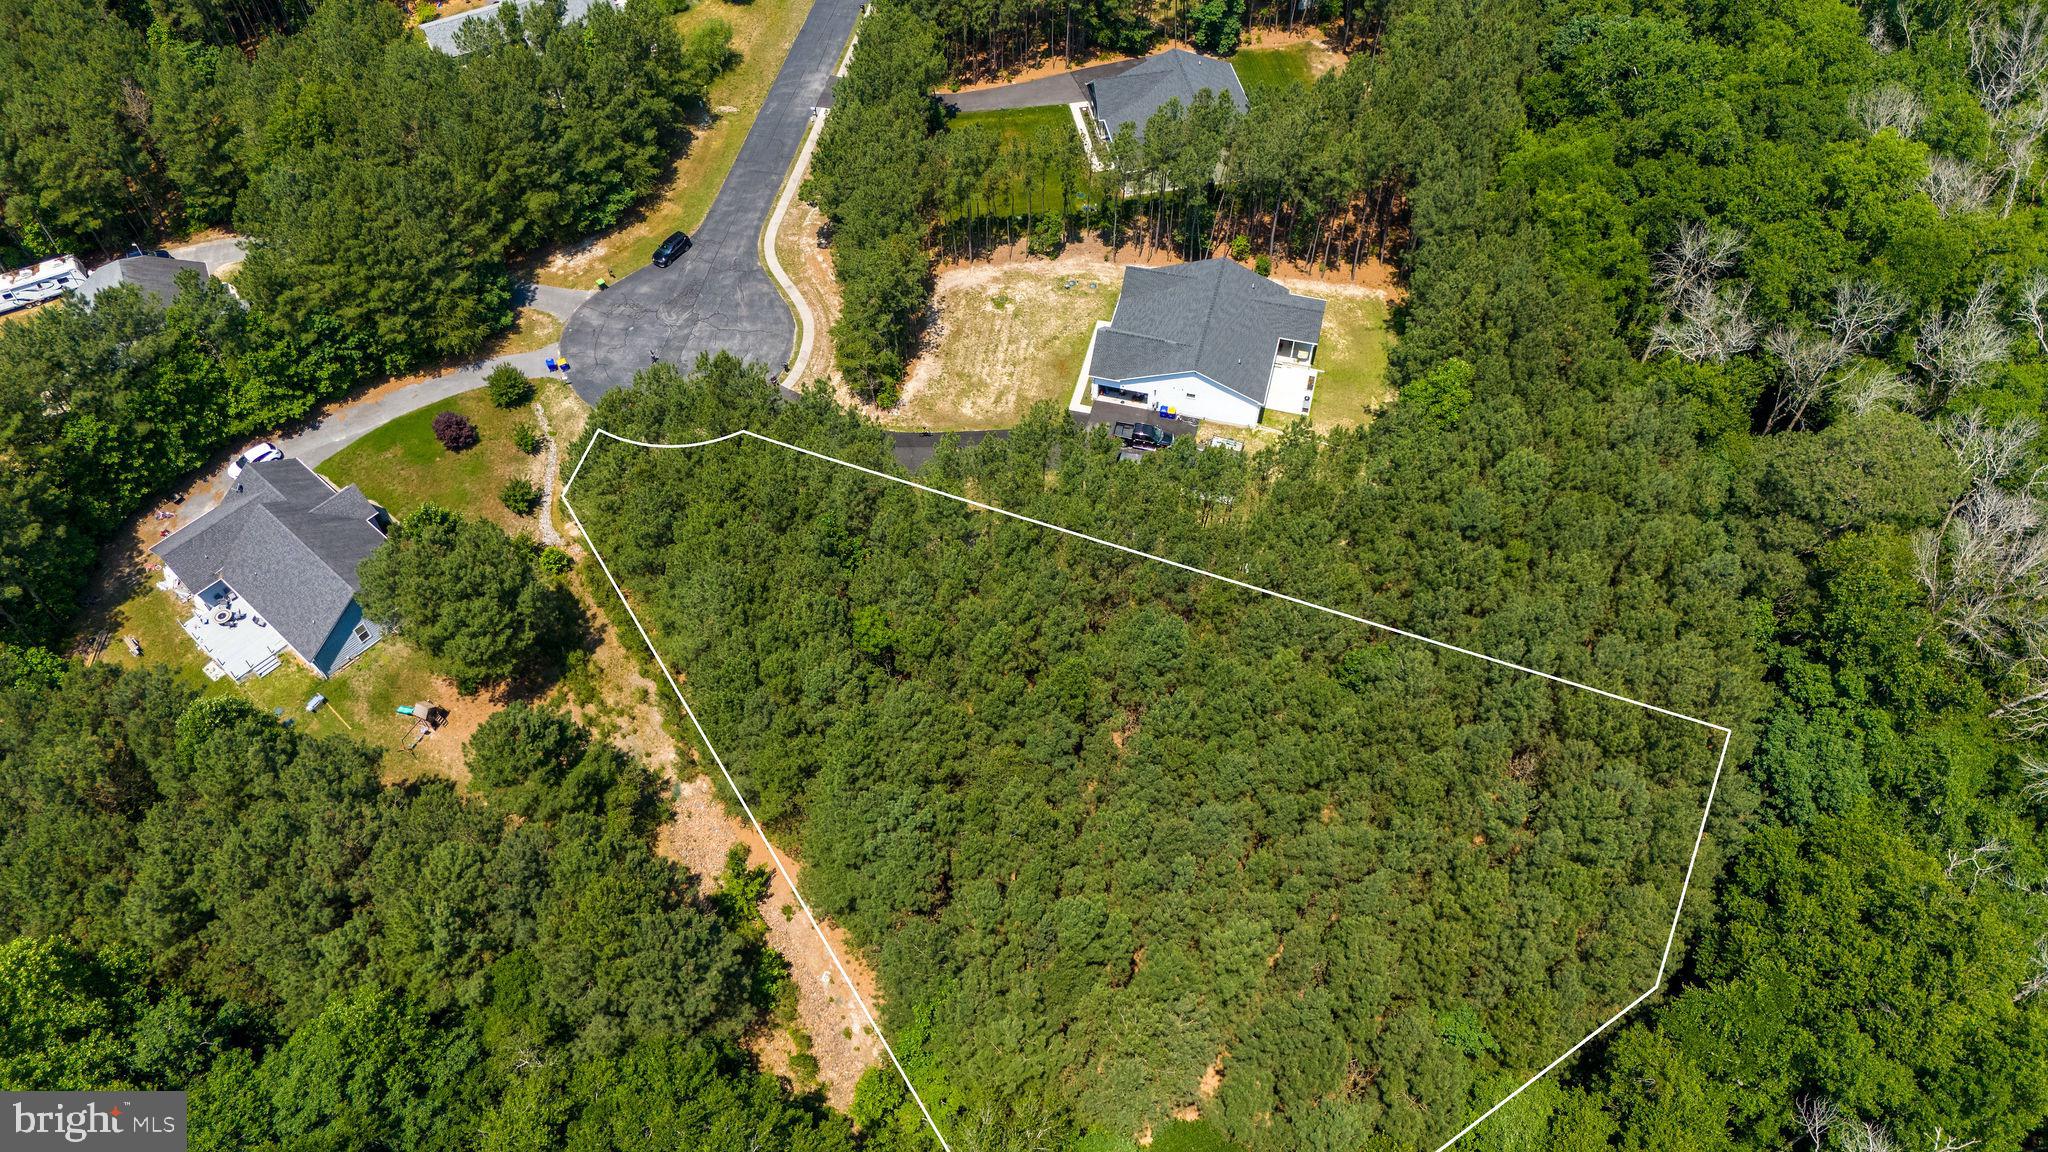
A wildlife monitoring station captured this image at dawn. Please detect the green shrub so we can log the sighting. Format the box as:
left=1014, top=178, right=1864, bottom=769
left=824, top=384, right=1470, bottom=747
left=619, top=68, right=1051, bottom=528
left=536, top=546, right=575, bottom=577
left=787, top=1051, right=819, bottom=1083
left=1229, top=234, right=1252, bottom=261
left=486, top=364, right=534, bottom=408
left=1152, top=1120, right=1241, bottom=1152
left=500, top=477, right=543, bottom=515
left=1028, top=213, right=1066, bottom=257
left=1253, top=254, right=1271, bottom=277
left=512, top=423, right=542, bottom=454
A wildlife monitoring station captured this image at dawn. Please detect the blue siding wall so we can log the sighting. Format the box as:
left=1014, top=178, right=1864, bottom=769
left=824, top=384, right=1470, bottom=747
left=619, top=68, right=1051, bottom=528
left=309, top=601, right=383, bottom=677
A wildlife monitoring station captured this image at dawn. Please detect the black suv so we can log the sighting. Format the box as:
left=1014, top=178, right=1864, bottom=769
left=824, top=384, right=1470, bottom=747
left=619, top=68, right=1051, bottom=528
left=652, top=231, right=693, bottom=267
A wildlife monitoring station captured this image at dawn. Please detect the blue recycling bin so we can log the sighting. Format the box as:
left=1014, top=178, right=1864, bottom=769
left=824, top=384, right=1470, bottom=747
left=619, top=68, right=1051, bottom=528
left=545, top=357, right=559, bottom=372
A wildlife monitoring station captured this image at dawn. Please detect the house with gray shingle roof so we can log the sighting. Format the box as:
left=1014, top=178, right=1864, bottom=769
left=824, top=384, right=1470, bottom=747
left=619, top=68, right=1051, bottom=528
left=1085, top=49, right=1248, bottom=144
left=151, top=458, right=389, bottom=681
left=77, top=255, right=211, bottom=309
left=1080, top=258, right=1325, bottom=426
left=419, top=0, right=622, bottom=55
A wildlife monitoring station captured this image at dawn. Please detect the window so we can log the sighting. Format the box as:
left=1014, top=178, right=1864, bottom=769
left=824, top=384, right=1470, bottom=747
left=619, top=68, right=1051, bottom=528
left=354, top=624, right=372, bottom=643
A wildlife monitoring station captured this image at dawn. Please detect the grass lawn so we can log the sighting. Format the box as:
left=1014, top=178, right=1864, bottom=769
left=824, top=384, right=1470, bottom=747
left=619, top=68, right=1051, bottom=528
left=92, top=379, right=589, bottom=776
left=944, top=105, right=1084, bottom=220
left=1308, top=295, right=1394, bottom=429
left=1260, top=293, right=1392, bottom=431
left=96, top=578, right=452, bottom=768
left=883, top=264, right=1118, bottom=431
left=483, top=307, right=562, bottom=357
left=534, top=0, right=819, bottom=288
left=319, top=382, right=566, bottom=537
left=1231, top=44, right=1314, bottom=92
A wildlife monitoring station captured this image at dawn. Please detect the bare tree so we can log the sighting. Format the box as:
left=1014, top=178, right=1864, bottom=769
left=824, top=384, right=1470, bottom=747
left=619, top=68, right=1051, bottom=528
left=1929, top=1130, right=1983, bottom=1152
left=1644, top=223, right=1760, bottom=364
left=1842, top=363, right=1918, bottom=416
left=1850, top=81, right=1926, bottom=137
left=1924, top=154, right=1995, bottom=216
left=1995, top=102, right=2048, bottom=214
left=1837, top=1119, right=1899, bottom=1152
left=1796, top=1094, right=1843, bottom=1149
left=1653, top=221, right=1746, bottom=299
left=1834, top=279, right=1910, bottom=347
left=2015, top=937, right=2048, bottom=1003
left=1917, top=412, right=2048, bottom=731
left=2021, top=753, right=2048, bottom=802
left=1976, top=630, right=2048, bottom=735
left=2019, top=272, right=2048, bottom=352
left=1944, top=837, right=2009, bottom=891
left=1649, top=284, right=1761, bottom=364
left=1763, top=281, right=1907, bottom=430
left=1914, top=280, right=2013, bottom=407
left=1970, top=3, right=2048, bottom=117
left=1766, top=325, right=1850, bottom=430
left=1869, top=12, right=1899, bottom=53
left=1918, top=482, right=2048, bottom=660
left=1943, top=408, right=2038, bottom=485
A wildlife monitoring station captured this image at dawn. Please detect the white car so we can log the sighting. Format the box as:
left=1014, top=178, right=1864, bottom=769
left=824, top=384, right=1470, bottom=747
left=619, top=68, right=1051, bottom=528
left=228, top=442, right=283, bottom=478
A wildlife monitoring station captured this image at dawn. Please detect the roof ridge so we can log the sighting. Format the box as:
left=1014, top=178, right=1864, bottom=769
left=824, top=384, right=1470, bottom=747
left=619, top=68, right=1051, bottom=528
left=309, top=482, right=370, bottom=517
left=247, top=502, right=358, bottom=592
left=1191, top=260, right=1234, bottom=371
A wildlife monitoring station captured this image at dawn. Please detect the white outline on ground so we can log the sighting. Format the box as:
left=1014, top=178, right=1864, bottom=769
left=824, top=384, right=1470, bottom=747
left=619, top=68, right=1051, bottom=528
left=561, top=426, right=1736, bottom=1152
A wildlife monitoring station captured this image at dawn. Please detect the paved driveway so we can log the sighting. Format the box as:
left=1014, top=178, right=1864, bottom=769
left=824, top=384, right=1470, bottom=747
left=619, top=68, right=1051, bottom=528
left=285, top=347, right=560, bottom=467
left=939, top=58, right=1143, bottom=113
left=167, top=236, right=249, bottom=275
left=561, top=0, right=862, bottom=404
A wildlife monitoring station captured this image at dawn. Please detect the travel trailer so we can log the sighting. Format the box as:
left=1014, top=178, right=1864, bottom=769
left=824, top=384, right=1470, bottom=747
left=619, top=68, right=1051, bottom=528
left=0, top=255, right=84, bottom=315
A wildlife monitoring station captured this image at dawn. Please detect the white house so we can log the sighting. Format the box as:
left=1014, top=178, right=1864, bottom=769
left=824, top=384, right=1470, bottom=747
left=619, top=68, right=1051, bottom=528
left=151, top=458, right=389, bottom=682
left=1080, top=259, right=1326, bottom=426
left=419, top=0, right=623, bottom=54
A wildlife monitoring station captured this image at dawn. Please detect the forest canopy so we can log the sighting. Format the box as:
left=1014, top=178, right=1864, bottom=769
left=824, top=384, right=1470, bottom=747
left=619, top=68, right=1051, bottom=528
left=567, top=358, right=1735, bottom=1150
left=0, top=665, right=850, bottom=1149
left=11, top=0, right=2048, bottom=1148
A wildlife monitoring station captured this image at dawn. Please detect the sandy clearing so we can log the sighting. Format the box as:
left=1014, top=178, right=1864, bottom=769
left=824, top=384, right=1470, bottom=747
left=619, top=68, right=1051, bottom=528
left=660, top=771, right=883, bottom=1109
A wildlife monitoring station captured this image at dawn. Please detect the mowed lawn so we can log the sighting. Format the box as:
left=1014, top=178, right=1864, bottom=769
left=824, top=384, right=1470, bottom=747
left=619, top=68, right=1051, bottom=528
left=1262, top=293, right=1392, bottom=431
left=535, top=0, right=818, bottom=287
left=944, top=104, right=1085, bottom=220
left=319, top=382, right=560, bottom=537
left=1231, top=44, right=1314, bottom=93
left=97, top=565, right=449, bottom=761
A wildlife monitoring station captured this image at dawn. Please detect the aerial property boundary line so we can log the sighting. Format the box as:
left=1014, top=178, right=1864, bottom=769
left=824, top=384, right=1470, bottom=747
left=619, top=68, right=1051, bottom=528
left=560, top=426, right=1737, bottom=1152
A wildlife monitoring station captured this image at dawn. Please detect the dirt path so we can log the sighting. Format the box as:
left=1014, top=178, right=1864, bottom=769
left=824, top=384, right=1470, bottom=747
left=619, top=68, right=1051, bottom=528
left=557, top=503, right=884, bottom=1106
left=660, top=773, right=883, bottom=1109
left=776, top=194, right=843, bottom=389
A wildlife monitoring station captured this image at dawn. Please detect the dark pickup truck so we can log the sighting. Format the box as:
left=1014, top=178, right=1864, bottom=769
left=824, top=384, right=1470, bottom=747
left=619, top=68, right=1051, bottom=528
left=1112, top=421, right=1175, bottom=451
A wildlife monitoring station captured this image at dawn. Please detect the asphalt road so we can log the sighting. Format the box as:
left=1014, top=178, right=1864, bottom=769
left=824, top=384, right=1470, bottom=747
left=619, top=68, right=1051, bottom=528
left=561, top=0, right=861, bottom=405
